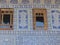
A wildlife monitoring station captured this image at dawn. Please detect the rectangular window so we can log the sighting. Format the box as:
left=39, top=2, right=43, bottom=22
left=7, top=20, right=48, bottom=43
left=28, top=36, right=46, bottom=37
left=36, top=13, right=44, bottom=27
left=32, top=8, right=48, bottom=30
left=0, top=8, right=13, bottom=30
left=3, top=14, right=10, bottom=24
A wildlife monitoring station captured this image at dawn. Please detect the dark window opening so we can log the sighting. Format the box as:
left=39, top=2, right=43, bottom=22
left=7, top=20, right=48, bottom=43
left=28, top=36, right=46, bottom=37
left=36, top=13, right=44, bottom=27
left=3, top=14, right=10, bottom=24
left=36, top=17, right=44, bottom=22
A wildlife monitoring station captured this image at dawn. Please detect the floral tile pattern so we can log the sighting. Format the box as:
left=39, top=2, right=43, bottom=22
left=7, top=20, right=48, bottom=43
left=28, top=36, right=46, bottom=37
left=18, top=10, right=28, bottom=29
left=51, top=10, right=60, bottom=29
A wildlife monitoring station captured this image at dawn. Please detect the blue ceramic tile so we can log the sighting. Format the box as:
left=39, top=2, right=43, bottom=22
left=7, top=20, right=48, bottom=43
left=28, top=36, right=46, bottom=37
left=51, top=10, right=60, bottom=29
left=58, top=20, right=60, bottom=22
left=51, top=10, right=55, bottom=13
left=18, top=10, right=28, bottom=29
left=52, top=15, right=54, bottom=19
left=58, top=15, right=60, bottom=19
left=53, top=26, right=57, bottom=29
left=52, top=20, right=54, bottom=24
left=58, top=26, right=60, bottom=29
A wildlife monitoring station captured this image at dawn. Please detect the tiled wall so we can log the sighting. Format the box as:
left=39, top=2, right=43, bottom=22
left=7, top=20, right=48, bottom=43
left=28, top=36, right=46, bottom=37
left=0, top=0, right=60, bottom=45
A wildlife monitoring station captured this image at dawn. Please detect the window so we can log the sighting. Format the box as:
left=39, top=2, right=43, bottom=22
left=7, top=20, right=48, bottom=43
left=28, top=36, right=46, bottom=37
left=36, top=13, right=44, bottom=27
left=32, top=8, right=48, bottom=30
left=0, top=8, right=13, bottom=30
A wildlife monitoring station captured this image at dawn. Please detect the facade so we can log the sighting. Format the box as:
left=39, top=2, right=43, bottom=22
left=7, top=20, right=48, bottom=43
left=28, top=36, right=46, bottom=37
left=0, top=0, right=60, bottom=45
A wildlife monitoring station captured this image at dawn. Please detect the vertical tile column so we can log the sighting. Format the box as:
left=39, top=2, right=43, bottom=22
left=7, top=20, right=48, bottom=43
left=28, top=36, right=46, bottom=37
left=17, top=9, right=28, bottom=31
left=47, top=9, right=52, bottom=30
left=51, top=9, right=60, bottom=30
left=13, top=8, right=17, bottom=30
left=28, top=9, right=33, bottom=30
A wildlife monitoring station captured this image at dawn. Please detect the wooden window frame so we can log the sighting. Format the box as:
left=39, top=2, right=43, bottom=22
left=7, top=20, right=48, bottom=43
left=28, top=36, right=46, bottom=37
left=32, top=8, right=48, bottom=30
left=0, top=8, right=13, bottom=30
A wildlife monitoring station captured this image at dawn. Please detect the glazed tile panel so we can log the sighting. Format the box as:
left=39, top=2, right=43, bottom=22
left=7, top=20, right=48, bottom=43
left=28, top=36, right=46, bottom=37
left=50, top=9, right=60, bottom=30
left=18, top=10, right=28, bottom=29
left=16, top=8, right=60, bottom=30
left=0, top=0, right=59, bottom=45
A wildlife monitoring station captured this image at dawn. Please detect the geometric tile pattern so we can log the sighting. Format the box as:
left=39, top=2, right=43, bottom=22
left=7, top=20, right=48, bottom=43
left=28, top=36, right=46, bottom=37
left=0, top=0, right=60, bottom=45
left=51, top=9, right=60, bottom=30
left=18, top=10, right=28, bottom=30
